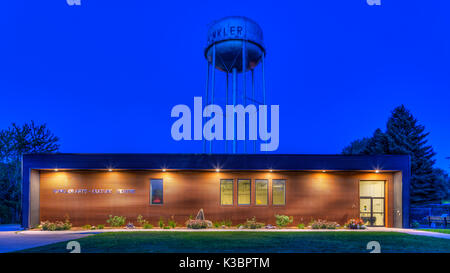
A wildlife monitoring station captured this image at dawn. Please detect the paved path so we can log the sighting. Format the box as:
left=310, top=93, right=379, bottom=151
left=381, top=228, right=450, bottom=239
left=0, top=231, right=92, bottom=253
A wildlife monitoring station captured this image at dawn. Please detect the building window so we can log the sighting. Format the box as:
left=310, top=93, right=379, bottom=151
left=150, top=179, right=163, bottom=205
left=255, top=179, right=268, bottom=205
left=238, top=179, right=251, bottom=205
left=272, top=179, right=286, bottom=205
left=220, top=179, right=233, bottom=205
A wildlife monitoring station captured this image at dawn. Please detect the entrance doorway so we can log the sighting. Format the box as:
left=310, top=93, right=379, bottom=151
left=359, top=181, right=385, bottom=227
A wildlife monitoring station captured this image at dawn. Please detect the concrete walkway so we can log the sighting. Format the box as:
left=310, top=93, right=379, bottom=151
left=380, top=227, right=450, bottom=239
left=0, top=230, right=92, bottom=253
left=2, top=226, right=449, bottom=253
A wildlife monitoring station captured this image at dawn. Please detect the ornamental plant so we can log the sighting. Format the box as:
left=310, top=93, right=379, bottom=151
left=310, top=219, right=338, bottom=229
left=168, top=217, right=177, bottom=228
left=40, top=220, right=72, bottom=231
left=345, top=218, right=366, bottom=229
left=137, top=214, right=149, bottom=227
left=275, top=215, right=293, bottom=227
left=106, top=215, right=126, bottom=227
left=143, top=223, right=153, bottom=229
left=158, top=217, right=165, bottom=228
left=186, top=219, right=210, bottom=229
left=240, top=217, right=265, bottom=229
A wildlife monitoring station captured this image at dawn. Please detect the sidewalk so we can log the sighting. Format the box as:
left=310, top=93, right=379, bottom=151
left=0, top=231, right=91, bottom=253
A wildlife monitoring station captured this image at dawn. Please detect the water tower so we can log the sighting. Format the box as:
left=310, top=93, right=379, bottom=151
left=204, top=16, right=267, bottom=154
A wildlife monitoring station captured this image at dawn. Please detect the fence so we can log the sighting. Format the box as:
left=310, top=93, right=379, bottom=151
left=410, top=205, right=450, bottom=227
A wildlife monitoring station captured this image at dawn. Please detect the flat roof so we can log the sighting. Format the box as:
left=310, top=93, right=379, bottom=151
left=22, top=153, right=410, bottom=172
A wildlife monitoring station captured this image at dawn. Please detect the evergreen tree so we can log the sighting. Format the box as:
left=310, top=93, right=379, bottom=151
left=385, top=105, right=439, bottom=203
left=363, top=128, right=389, bottom=155
left=342, top=137, right=371, bottom=155
left=342, top=105, right=446, bottom=204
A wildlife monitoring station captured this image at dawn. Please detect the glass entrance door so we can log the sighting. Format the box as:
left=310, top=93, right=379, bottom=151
left=359, top=181, right=385, bottom=227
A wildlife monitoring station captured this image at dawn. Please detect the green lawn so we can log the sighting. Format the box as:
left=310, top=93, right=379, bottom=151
left=419, top=229, right=450, bottom=234
left=18, top=231, right=450, bottom=253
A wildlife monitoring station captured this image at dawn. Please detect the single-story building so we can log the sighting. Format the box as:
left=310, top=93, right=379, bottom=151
left=21, top=153, right=410, bottom=228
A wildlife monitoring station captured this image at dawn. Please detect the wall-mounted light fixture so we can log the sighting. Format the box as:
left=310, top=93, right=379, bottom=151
left=269, top=169, right=273, bottom=172
left=375, top=170, right=380, bottom=173
left=54, top=169, right=58, bottom=172
left=162, top=169, right=166, bottom=172
left=108, top=169, right=113, bottom=172
left=216, top=168, right=220, bottom=172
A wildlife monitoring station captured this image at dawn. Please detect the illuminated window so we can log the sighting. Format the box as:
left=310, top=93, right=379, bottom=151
left=272, top=179, right=286, bottom=205
left=220, top=179, right=233, bottom=205
left=150, top=179, right=163, bottom=205
left=238, top=179, right=251, bottom=205
left=255, top=179, right=268, bottom=205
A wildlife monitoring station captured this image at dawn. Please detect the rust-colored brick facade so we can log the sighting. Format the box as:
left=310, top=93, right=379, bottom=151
left=39, top=170, right=394, bottom=227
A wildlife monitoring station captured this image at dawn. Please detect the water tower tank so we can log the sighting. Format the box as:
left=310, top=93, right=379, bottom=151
left=205, top=16, right=265, bottom=73
left=203, top=16, right=268, bottom=154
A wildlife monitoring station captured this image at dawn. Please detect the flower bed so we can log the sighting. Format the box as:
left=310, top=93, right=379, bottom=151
left=345, top=218, right=367, bottom=229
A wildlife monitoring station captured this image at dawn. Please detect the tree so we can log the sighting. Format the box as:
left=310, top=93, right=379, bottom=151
left=0, top=121, right=60, bottom=224
left=342, top=105, right=447, bottom=204
left=342, top=137, right=371, bottom=155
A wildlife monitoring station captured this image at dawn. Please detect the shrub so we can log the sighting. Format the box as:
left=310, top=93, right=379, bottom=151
left=40, top=219, right=72, bottom=231
left=345, top=218, right=366, bottom=229
left=309, top=219, right=337, bottom=229
left=143, top=223, right=153, bottom=229
left=158, top=217, right=165, bottom=228
left=163, top=226, right=171, bottom=229
left=168, top=219, right=177, bottom=228
left=240, top=217, right=265, bottom=229
left=106, top=215, right=126, bottom=227
left=297, top=223, right=305, bottom=229
left=82, top=224, right=92, bottom=230
left=137, top=214, right=149, bottom=226
left=41, top=221, right=55, bottom=231
left=186, top=219, right=212, bottom=229
left=97, top=224, right=104, bottom=229
left=213, top=221, right=221, bottom=228
left=275, top=215, right=293, bottom=227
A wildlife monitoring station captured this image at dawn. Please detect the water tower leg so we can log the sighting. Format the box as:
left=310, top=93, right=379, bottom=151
left=203, top=62, right=210, bottom=154
left=225, top=72, right=229, bottom=153
left=262, top=52, right=267, bottom=152
left=232, top=67, right=237, bottom=154
left=209, top=44, right=216, bottom=154
left=262, top=51, right=266, bottom=106
left=252, top=69, right=256, bottom=153
left=242, top=41, right=247, bottom=154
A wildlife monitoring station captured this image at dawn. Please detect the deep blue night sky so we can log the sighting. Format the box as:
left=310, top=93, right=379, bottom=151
left=1, top=1, right=449, bottom=171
